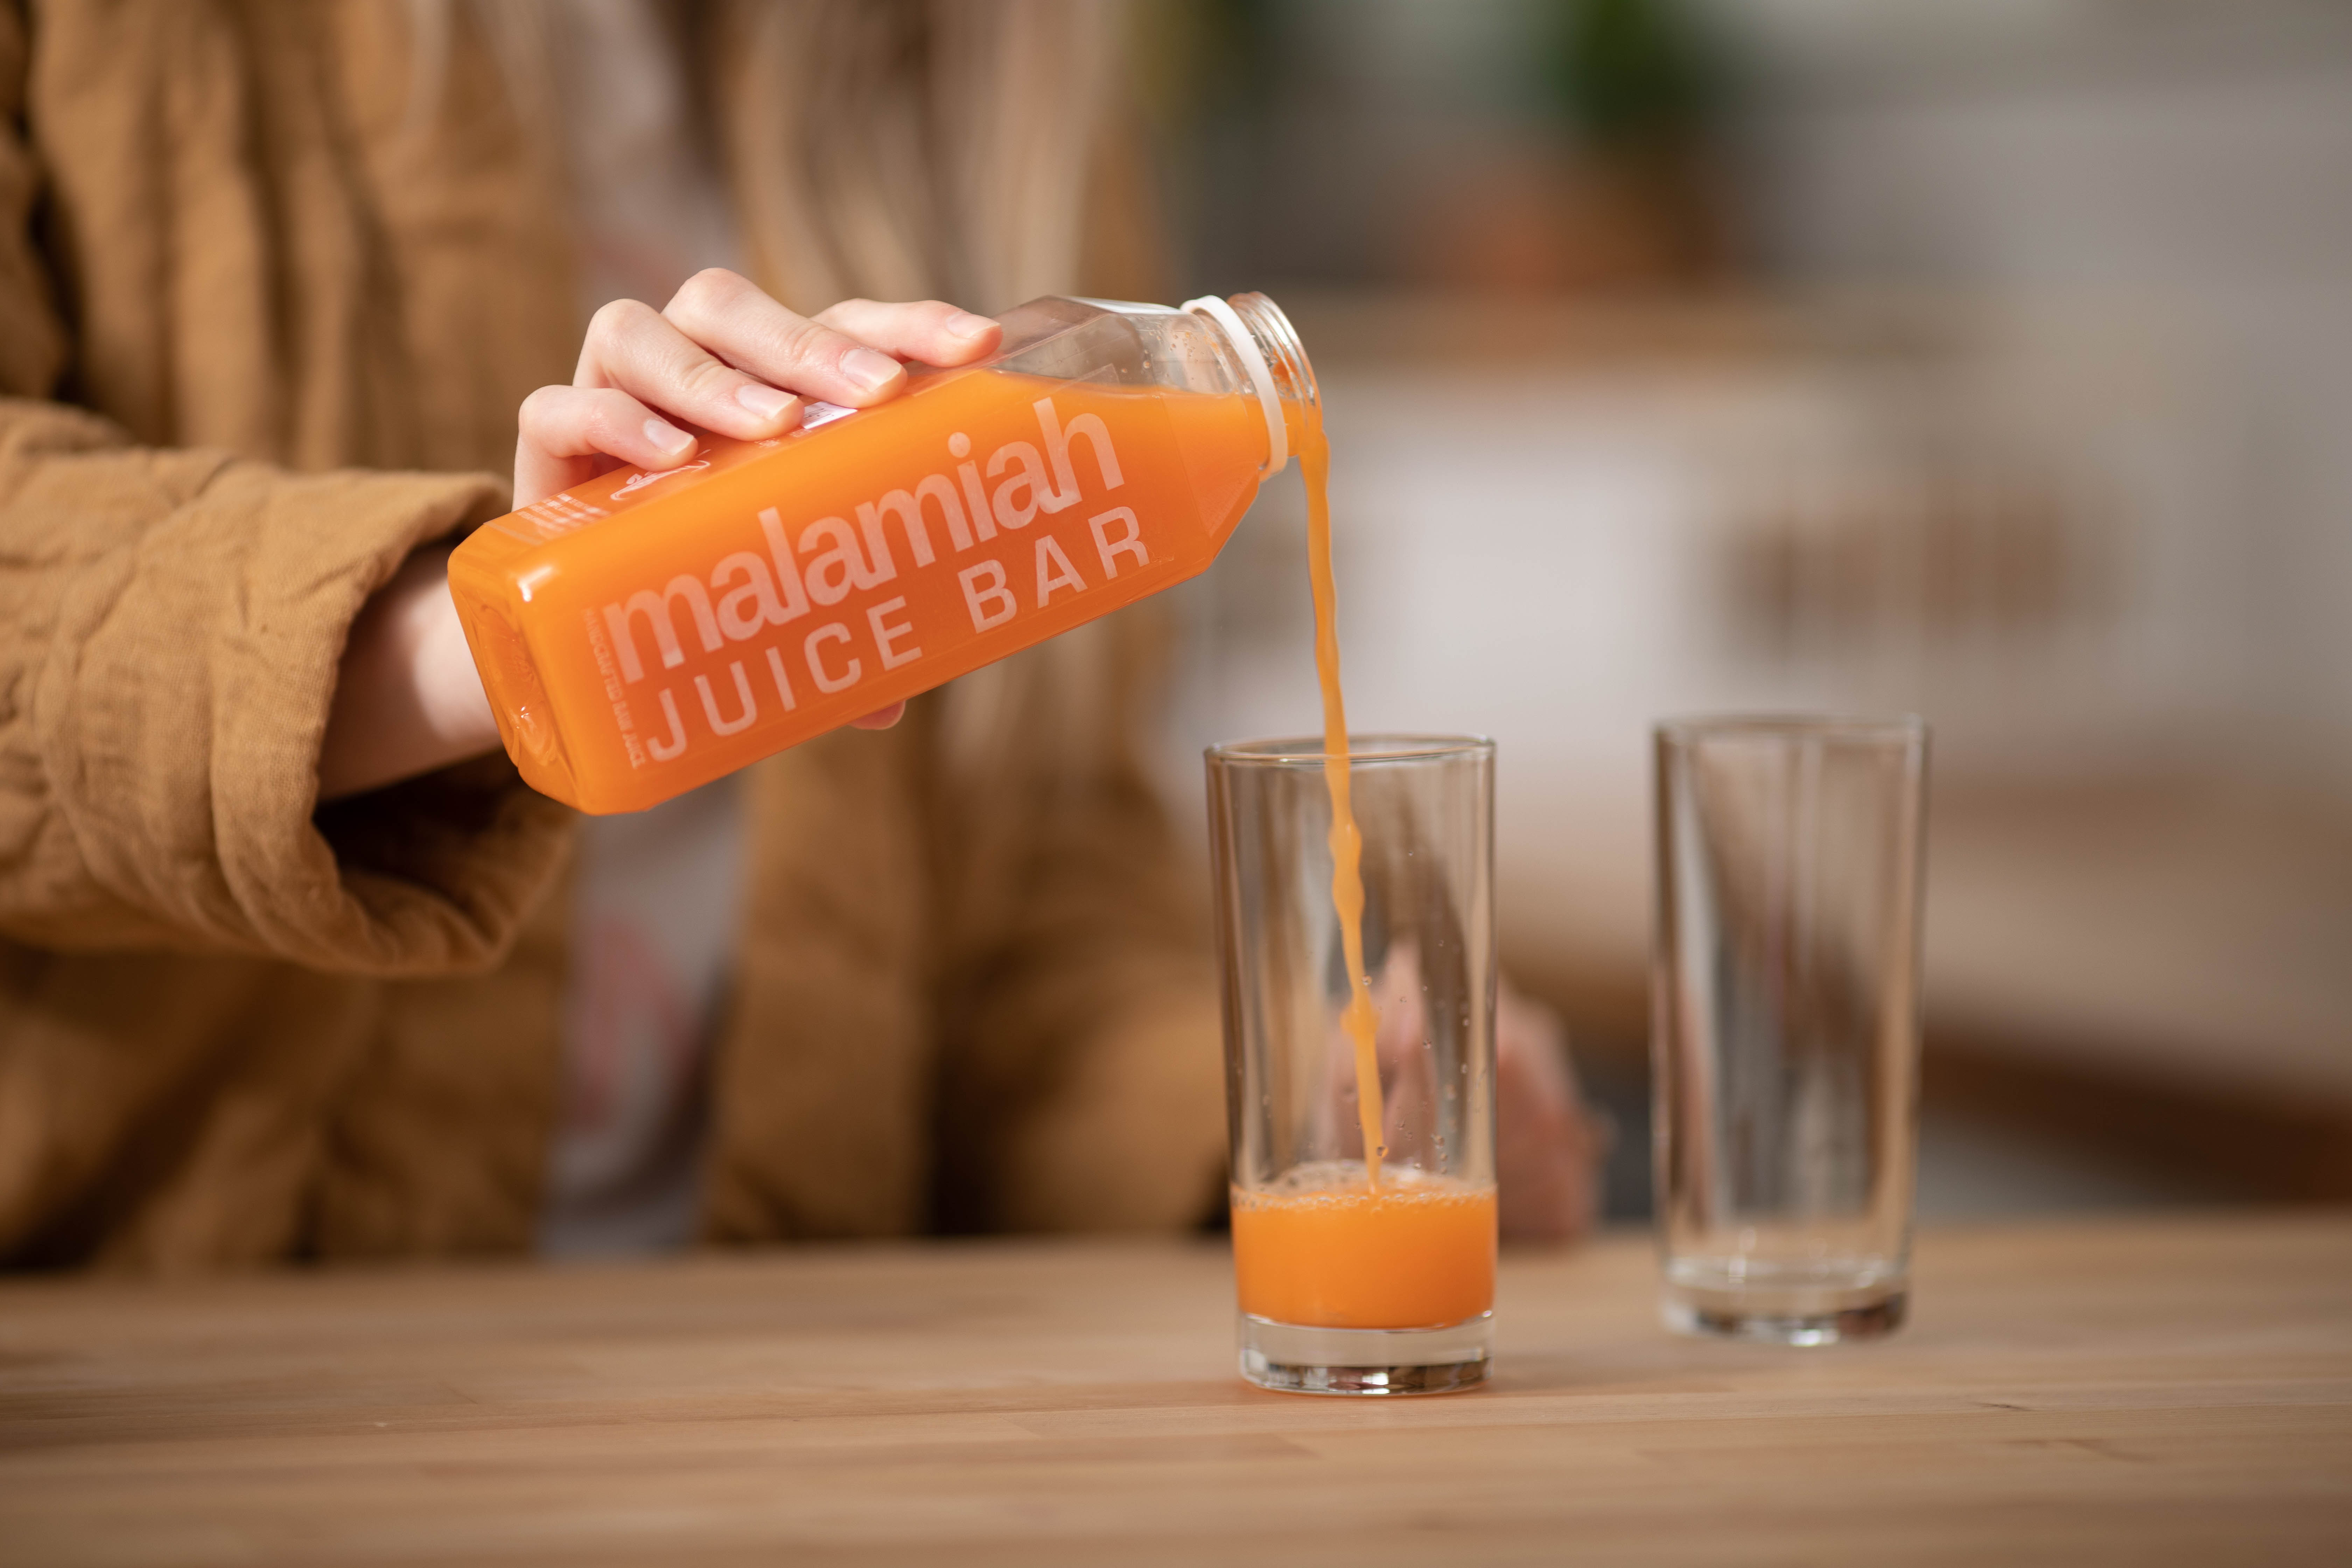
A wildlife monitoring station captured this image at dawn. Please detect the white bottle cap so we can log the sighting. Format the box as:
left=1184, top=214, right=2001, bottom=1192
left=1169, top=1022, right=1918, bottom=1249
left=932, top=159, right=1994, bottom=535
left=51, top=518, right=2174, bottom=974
left=1183, top=295, right=1288, bottom=475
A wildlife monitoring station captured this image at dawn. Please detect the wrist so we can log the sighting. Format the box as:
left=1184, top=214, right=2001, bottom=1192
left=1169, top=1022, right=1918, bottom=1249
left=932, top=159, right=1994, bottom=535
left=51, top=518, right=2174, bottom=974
left=411, top=568, right=499, bottom=755
left=319, top=547, right=501, bottom=801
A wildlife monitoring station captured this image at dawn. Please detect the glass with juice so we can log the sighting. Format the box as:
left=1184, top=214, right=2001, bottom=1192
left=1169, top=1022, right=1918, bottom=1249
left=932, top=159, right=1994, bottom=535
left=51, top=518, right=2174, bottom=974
left=1207, top=735, right=1500, bottom=1395
left=449, top=293, right=1316, bottom=814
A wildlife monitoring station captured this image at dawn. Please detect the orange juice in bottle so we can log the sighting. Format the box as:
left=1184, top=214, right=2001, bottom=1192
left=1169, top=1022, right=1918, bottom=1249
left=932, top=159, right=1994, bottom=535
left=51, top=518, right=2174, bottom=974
left=450, top=293, right=1317, bottom=815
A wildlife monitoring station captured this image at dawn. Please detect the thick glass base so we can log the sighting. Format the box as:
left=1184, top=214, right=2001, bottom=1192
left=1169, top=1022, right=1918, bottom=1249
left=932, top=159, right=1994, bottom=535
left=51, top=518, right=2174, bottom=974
left=1237, top=1312, right=1492, bottom=1395
left=1661, top=1257, right=1907, bottom=1346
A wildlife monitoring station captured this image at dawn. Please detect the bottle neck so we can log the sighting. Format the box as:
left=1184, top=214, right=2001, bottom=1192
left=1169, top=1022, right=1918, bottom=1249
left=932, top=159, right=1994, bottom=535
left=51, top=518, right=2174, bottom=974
left=1226, top=293, right=1318, bottom=415
left=1184, top=292, right=1318, bottom=473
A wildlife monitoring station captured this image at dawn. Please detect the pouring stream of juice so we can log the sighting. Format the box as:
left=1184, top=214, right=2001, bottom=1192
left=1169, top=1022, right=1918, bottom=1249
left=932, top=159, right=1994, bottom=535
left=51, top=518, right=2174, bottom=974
left=1299, top=414, right=1385, bottom=1188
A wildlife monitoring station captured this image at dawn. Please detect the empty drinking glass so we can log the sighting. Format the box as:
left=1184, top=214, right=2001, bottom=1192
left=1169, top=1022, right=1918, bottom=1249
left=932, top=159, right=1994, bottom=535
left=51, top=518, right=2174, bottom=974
left=1652, top=716, right=1928, bottom=1344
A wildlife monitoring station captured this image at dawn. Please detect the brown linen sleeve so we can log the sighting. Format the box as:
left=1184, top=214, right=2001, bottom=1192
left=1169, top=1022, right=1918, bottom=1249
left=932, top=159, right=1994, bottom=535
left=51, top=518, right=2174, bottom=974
left=0, top=2, right=58, bottom=403
left=0, top=398, right=569, bottom=972
left=0, top=5, right=564, bottom=974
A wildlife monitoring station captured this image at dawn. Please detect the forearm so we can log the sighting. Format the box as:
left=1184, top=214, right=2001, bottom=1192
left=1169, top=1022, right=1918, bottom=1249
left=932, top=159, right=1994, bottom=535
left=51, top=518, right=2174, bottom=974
left=317, top=546, right=502, bottom=802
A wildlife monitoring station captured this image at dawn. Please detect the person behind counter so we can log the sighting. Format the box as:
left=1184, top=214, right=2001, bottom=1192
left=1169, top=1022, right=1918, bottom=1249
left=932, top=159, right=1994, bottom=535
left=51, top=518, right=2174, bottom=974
left=0, top=0, right=1601, bottom=1269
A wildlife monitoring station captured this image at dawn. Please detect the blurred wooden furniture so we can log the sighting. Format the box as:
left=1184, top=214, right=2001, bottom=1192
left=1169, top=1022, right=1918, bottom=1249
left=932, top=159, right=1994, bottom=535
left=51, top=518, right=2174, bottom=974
left=4, top=1216, right=2349, bottom=1564
left=1241, top=294, right=2352, bottom=1202
left=1506, top=778, right=2352, bottom=1204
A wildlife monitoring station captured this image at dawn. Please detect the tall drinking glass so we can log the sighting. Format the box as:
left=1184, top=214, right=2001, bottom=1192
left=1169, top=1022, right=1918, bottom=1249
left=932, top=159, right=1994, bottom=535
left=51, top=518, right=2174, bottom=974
left=1207, top=736, right=1497, bottom=1395
left=1652, top=716, right=1928, bottom=1344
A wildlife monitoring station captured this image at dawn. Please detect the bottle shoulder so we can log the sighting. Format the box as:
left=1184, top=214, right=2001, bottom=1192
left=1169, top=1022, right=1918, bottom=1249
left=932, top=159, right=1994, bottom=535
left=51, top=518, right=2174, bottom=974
left=980, top=299, right=1255, bottom=401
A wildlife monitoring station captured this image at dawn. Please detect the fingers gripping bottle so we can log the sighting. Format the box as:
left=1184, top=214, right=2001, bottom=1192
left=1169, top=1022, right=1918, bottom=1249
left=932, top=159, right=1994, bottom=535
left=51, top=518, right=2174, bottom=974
left=449, top=293, right=1317, bottom=813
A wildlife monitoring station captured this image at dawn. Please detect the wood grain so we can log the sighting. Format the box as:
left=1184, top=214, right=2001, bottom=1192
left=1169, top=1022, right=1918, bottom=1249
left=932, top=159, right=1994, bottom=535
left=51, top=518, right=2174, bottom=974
left=3, top=1214, right=2349, bottom=1566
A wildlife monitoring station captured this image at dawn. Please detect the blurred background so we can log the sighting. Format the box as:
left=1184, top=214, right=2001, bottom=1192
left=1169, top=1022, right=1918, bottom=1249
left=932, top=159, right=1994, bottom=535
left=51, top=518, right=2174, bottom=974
left=1114, top=0, right=2352, bottom=1223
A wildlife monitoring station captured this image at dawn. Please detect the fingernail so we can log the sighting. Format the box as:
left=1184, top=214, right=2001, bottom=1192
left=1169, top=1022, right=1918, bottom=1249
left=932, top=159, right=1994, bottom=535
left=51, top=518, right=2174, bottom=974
left=946, top=310, right=995, bottom=340
left=842, top=348, right=901, bottom=392
left=736, top=383, right=795, bottom=422
left=644, top=417, right=692, bottom=456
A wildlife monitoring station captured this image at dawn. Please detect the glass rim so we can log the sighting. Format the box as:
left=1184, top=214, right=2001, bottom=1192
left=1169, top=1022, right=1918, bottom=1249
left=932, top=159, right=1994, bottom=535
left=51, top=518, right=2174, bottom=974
left=1654, top=713, right=1926, bottom=748
left=1205, top=733, right=1494, bottom=768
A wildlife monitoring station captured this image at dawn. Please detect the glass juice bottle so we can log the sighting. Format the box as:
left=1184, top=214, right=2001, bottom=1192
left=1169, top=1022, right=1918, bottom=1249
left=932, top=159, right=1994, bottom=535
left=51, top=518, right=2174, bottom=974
left=449, top=293, right=1316, bottom=814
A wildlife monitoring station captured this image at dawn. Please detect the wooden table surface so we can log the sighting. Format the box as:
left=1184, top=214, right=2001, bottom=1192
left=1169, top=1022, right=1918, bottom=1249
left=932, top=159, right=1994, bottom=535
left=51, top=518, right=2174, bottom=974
left=4, top=1213, right=2349, bottom=1566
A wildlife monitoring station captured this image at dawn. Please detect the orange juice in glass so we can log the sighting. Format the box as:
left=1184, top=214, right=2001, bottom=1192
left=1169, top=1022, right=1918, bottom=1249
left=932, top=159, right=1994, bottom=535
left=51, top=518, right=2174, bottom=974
left=1207, top=736, right=1499, bottom=1394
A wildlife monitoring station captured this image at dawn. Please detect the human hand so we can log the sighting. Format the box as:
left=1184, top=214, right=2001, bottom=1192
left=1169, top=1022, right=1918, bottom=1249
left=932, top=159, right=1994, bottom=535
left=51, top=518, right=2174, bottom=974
left=513, top=272, right=1001, bottom=506
left=1493, top=981, right=1607, bottom=1243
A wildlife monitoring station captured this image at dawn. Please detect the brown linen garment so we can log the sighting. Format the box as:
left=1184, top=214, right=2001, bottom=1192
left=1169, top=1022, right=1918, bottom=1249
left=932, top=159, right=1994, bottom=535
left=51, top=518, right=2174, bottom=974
left=0, top=1, right=1226, bottom=1270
